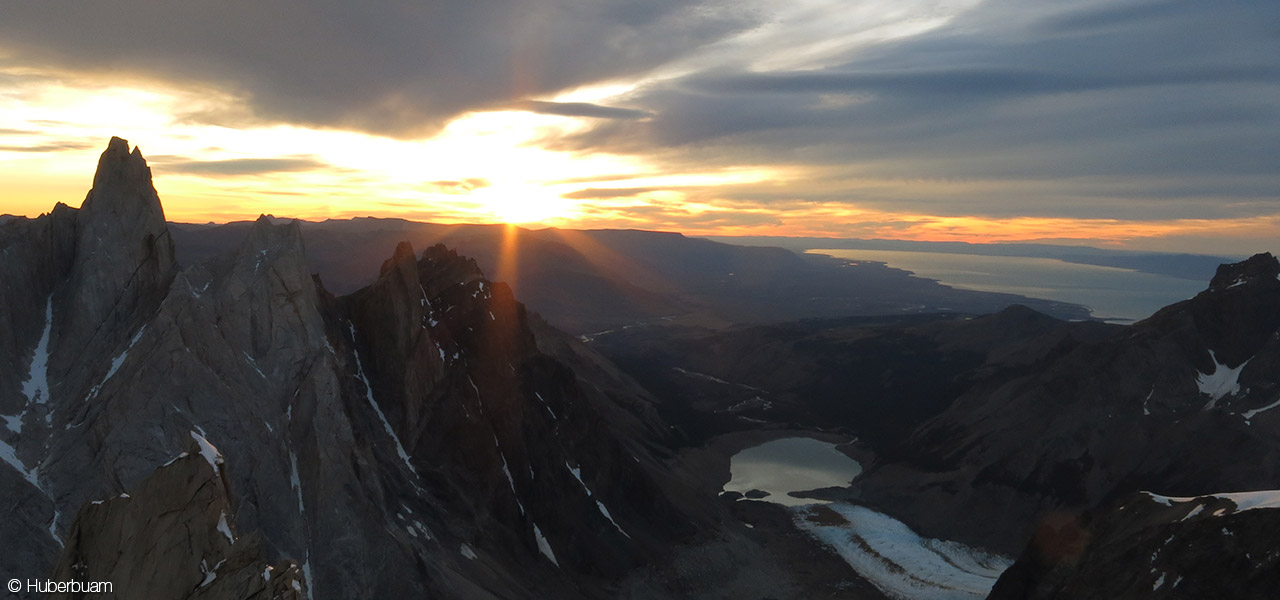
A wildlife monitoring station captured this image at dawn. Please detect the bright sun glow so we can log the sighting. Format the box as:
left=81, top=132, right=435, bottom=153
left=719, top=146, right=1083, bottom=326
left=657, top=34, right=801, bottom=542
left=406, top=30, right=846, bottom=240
left=471, top=184, right=577, bottom=224
left=0, top=69, right=643, bottom=225
left=0, top=68, right=798, bottom=228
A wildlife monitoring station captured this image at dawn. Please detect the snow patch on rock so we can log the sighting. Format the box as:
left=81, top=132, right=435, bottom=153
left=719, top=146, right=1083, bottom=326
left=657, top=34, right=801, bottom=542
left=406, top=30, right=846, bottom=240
left=348, top=321, right=418, bottom=477
left=22, top=297, right=53, bottom=408
left=0, top=437, right=40, bottom=488
left=190, top=431, right=223, bottom=474
left=1242, top=397, right=1280, bottom=422
left=534, top=392, right=556, bottom=419
left=161, top=451, right=191, bottom=467
left=496, top=437, right=526, bottom=515
left=87, top=324, right=149, bottom=401
left=243, top=351, right=267, bottom=379
left=1198, top=350, right=1248, bottom=407
left=564, top=462, right=629, bottom=538
left=532, top=523, right=559, bottom=567
left=217, top=511, right=235, bottom=544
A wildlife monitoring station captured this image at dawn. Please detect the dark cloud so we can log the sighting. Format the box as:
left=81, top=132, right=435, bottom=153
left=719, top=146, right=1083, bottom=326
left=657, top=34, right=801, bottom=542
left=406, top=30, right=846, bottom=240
left=562, top=187, right=658, bottom=199
left=149, top=155, right=331, bottom=176
left=0, top=1, right=750, bottom=137
left=508, top=100, right=651, bottom=120
left=578, top=201, right=785, bottom=229
left=1038, top=1, right=1199, bottom=36
left=695, top=65, right=1280, bottom=97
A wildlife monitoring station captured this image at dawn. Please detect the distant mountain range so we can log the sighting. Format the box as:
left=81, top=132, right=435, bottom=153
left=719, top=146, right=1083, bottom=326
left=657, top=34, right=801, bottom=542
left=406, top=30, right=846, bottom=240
left=169, top=219, right=1093, bottom=337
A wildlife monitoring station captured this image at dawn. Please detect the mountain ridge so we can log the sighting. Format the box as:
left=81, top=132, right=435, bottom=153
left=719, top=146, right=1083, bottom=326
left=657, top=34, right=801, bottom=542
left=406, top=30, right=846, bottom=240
left=165, top=216, right=1095, bottom=334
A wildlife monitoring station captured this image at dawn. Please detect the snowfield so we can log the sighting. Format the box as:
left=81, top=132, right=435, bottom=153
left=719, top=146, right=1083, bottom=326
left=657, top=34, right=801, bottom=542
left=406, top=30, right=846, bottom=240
left=793, top=504, right=1012, bottom=600
left=1144, top=490, right=1280, bottom=514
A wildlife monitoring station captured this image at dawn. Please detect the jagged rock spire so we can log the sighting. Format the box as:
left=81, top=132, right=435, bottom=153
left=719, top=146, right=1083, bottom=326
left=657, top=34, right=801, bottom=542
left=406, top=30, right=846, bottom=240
left=53, top=137, right=178, bottom=398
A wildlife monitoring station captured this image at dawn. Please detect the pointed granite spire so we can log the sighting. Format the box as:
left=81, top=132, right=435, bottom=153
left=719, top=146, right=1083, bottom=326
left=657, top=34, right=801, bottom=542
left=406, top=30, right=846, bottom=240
left=52, top=137, right=178, bottom=394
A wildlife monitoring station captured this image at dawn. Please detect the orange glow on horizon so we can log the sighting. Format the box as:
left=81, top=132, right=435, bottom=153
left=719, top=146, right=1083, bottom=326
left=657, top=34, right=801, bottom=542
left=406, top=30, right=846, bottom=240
left=1, top=67, right=1276, bottom=256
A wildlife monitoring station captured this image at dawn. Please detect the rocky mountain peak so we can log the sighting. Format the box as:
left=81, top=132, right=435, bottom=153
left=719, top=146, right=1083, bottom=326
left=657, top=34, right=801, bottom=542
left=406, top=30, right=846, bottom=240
left=81, top=137, right=166, bottom=227
left=1208, top=252, right=1280, bottom=291
left=241, top=215, right=300, bottom=259
left=379, top=240, right=418, bottom=278
left=218, top=215, right=308, bottom=292
left=419, top=243, right=485, bottom=289
left=70, top=136, right=175, bottom=279
left=1182, top=252, right=1280, bottom=367
left=51, top=137, right=177, bottom=402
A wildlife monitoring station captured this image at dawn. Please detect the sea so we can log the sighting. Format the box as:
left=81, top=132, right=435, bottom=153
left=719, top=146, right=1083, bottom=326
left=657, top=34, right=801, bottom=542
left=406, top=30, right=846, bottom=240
left=810, top=248, right=1208, bottom=322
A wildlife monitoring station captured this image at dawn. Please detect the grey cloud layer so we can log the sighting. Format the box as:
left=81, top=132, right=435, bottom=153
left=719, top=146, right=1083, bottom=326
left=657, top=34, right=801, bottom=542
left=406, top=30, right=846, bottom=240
left=0, top=0, right=749, bottom=136
left=148, top=156, right=332, bottom=176
left=552, top=0, right=1280, bottom=220
left=508, top=100, right=652, bottom=120
left=4, top=0, right=1277, bottom=224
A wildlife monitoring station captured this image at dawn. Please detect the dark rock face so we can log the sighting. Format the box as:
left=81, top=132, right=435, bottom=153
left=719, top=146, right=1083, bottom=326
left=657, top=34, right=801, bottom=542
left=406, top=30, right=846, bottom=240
left=590, top=306, right=1119, bottom=448
left=339, top=240, right=696, bottom=584
left=989, top=492, right=1280, bottom=599
left=853, top=253, right=1280, bottom=553
left=49, top=433, right=304, bottom=600
left=0, top=138, right=707, bottom=599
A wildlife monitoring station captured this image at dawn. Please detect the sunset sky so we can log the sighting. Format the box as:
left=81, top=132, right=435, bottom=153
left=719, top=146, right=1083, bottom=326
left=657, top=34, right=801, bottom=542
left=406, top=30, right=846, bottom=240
left=1, top=0, right=1277, bottom=254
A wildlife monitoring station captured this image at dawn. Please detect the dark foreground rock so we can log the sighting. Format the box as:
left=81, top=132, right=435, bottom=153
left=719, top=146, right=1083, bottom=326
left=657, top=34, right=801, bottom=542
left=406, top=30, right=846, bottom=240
left=990, top=491, right=1280, bottom=599
left=49, top=433, right=304, bottom=600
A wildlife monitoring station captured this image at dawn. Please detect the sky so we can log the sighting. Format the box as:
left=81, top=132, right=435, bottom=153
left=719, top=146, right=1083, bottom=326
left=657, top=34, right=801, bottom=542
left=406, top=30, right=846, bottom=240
left=0, top=0, right=1277, bottom=254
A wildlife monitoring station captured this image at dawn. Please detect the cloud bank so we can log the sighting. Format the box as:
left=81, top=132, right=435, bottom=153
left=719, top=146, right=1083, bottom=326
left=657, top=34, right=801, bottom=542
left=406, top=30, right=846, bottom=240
left=2, top=0, right=1278, bottom=246
left=548, top=0, right=1280, bottom=221
left=0, top=0, right=750, bottom=136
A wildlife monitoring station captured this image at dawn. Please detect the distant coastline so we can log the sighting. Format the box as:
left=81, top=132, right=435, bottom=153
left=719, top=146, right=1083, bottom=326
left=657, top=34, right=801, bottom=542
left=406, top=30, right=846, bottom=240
left=806, top=248, right=1207, bottom=322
